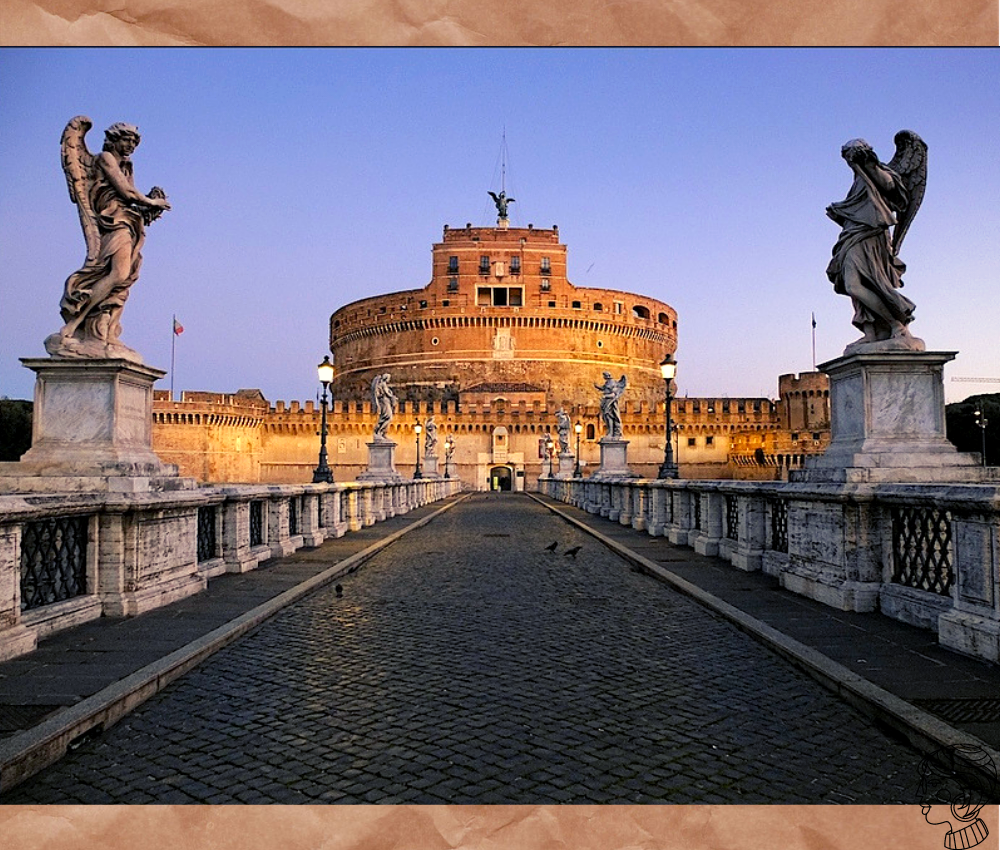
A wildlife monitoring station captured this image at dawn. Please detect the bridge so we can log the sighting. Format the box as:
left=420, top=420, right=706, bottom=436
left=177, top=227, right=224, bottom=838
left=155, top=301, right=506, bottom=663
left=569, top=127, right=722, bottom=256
left=1, top=484, right=999, bottom=804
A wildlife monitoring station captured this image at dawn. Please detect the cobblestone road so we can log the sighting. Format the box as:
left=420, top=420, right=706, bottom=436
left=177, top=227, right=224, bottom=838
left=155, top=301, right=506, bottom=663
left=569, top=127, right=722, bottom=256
left=6, top=493, right=929, bottom=804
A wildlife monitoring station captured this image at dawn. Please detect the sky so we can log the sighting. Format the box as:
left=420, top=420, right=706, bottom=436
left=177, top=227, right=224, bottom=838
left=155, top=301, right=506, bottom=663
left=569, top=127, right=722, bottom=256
left=1, top=48, right=998, bottom=406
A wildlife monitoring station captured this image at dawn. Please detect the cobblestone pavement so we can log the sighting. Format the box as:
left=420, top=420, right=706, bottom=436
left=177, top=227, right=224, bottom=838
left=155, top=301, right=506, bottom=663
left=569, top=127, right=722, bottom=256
left=6, top=493, right=929, bottom=804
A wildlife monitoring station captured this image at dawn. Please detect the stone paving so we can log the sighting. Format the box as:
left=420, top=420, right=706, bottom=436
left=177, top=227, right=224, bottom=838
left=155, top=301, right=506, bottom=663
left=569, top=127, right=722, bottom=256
left=5, top=493, right=930, bottom=804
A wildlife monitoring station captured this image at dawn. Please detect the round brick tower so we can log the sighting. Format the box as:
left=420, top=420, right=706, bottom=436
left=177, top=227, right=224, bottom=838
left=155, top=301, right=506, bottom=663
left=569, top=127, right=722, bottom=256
left=329, top=222, right=677, bottom=407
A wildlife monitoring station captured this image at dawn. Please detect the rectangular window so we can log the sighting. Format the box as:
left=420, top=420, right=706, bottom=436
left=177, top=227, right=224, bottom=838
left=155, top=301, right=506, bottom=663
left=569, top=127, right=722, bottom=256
left=448, top=256, right=459, bottom=273
left=540, top=257, right=551, bottom=274
left=687, top=437, right=696, bottom=447
left=448, top=277, right=459, bottom=292
left=477, top=287, right=491, bottom=306
left=492, top=287, right=508, bottom=306
left=508, top=288, right=523, bottom=307
left=614, top=301, right=624, bottom=314
left=479, top=255, right=490, bottom=274
left=510, top=257, right=521, bottom=274
left=705, top=435, right=714, bottom=446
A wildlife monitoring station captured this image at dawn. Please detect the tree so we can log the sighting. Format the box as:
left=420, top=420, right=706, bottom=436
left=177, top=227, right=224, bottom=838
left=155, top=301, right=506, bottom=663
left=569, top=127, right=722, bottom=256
left=946, top=393, right=999, bottom=467
left=0, top=398, right=33, bottom=462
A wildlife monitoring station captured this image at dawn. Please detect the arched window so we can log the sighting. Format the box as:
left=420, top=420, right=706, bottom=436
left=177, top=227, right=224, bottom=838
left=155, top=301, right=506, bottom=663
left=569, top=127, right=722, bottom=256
left=658, top=312, right=669, bottom=324
left=633, top=305, right=650, bottom=319
left=586, top=423, right=596, bottom=440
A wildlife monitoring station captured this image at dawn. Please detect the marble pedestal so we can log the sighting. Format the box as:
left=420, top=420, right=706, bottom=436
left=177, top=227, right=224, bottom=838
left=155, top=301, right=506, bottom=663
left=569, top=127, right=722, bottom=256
left=793, top=350, right=986, bottom=484
left=0, top=357, right=193, bottom=494
left=357, top=439, right=405, bottom=483
left=555, top=452, right=577, bottom=479
left=589, top=439, right=638, bottom=481
left=422, top=454, right=442, bottom=478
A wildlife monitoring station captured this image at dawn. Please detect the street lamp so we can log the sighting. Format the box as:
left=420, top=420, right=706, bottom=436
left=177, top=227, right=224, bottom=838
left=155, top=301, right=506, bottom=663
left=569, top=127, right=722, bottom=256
left=658, top=353, right=679, bottom=479
left=574, top=421, right=583, bottom=477
left=413, top=421, right=423, bottom=479
left=975, top=409, right=989, bottom=467
left=444, top=435, right=454, bottom=479
left=546, top=438, right=555, bottom=477
left=312, top=355, right=335, bottom=483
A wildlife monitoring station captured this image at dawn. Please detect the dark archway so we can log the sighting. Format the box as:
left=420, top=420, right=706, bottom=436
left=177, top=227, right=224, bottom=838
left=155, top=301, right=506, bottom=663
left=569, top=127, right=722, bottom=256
left=489, top=466, right=512, bottom=491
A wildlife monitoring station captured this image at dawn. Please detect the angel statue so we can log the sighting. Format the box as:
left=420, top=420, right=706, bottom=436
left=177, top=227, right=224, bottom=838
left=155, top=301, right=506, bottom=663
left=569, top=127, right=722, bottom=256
left=488, top=190, right=514, bottom=220
left=45, top=116, right=171, bottom=361
left=595, top=373, right=627, bottom=440
left=371, top=374, right=397, bottom=441
left=826, top=130, right=927, bottom=353
left=424, top=416, right=438, bottom=456
left=555, top=408, right=571, bottom=454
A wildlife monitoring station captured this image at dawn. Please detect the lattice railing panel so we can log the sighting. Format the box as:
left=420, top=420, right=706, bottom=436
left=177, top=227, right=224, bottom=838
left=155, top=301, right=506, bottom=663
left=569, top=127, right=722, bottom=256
left=891, top=506, right=952, bottom=596
left=725, top=495, right=739, bottom=541
left=769, top=499, right=788, bottom=553
left=20, top=515, right=89, bottom=611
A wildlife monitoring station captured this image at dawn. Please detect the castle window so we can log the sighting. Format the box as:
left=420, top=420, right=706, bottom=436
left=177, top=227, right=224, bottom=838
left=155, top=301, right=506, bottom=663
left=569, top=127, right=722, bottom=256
left=593, top=303, right=603, bottom=311
left=791, top=433, right=799, bottom=441
left=688, top=437, right=696, bottom=447
left=586, top=424, right=596, bottom=440
left=705, top=436, right=714, bottom=446
left=540, top=257, right=551, bottom=274
left=431, top=337, right=439, bottom=346
left=477, top=287, right=491, bottom=306
left=657, top=312, right=669, bottom=323
left=633, top=305, right=650, bottom=319
left=813, top=433, right=821, bottom=441
left=448, top=277, right=459, bottom=292
left=510, top=256, right=521, bottom=274
left=441, top=299, right=450, bottom=307
left=479, top=255, right=490, bottom=274
left=540, top=280, right=551, bottom=292
left=596, top=340, right=604, bottom=348
left=448, top=256, right=459, bottom=273
left=419, top=300, right=427, bottom=308
left=572, top=301, right=581, bottom=309
left=548, top=301, right=556, bottom=307
left=493, top=287, right=508, bottom=306
left=614, top=301, right=624, bottom=314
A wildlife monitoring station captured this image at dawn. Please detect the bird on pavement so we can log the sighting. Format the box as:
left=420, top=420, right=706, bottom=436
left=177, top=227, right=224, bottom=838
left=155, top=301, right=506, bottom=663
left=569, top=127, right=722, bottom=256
left=564, top=545, right=582, bottom=559
left=544, top=541, right=559, bottom=552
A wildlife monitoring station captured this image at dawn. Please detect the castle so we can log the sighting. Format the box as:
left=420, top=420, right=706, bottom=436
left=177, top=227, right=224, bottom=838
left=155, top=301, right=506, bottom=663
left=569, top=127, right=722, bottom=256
left=152, top=217, right=830, bottom=489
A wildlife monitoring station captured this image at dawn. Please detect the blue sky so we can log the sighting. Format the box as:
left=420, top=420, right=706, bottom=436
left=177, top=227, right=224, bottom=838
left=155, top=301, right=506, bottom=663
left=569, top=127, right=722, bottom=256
left=1, top=49, right=997, bottom=405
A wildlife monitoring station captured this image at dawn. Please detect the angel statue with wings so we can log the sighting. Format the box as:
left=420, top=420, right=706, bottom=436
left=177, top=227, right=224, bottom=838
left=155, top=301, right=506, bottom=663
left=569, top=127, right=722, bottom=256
left=45, top=116, right=171, bottom=361
left=825, top=130, right=927, bottom=353
left=595, top=373, right=627, bottom=440
left=488, top=190, right=514, bottom=220
left=424, top=416, right=438, bottom=456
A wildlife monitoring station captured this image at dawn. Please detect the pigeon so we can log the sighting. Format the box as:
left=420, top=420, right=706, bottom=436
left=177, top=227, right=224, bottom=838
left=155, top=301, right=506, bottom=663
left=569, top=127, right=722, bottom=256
left=564, top=546, right=582, bottom=559
left=335, top=584, right=343, bottom=597
left=544, top=541, right=559, bottom=552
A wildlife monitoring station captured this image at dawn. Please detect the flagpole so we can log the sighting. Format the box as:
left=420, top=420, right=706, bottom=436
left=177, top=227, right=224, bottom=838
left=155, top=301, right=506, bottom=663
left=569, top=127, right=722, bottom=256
left=811, top=313, right=817, bottom=371
left=171, top=314, right=177, bottom=401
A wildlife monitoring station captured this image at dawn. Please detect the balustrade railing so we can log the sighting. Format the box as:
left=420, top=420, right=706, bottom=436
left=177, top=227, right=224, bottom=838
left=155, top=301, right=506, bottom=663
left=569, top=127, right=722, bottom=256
left=1, top=478, right=461, bottom=661
left=539, top=476, right=1000, bottom=665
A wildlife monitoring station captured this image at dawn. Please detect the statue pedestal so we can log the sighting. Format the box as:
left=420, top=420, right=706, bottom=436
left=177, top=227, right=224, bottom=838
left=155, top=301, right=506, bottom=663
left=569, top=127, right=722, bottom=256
left=0, top=357, right=193, bottom=494
left=793, top=350, right=988, bottom=484
left=589, top=439, right=638, bottom=481
left=422, top=454, right=441, bottom=478
left=555, top=452, right=576, bottom=479
left=357, top=440, right=405, bottom=483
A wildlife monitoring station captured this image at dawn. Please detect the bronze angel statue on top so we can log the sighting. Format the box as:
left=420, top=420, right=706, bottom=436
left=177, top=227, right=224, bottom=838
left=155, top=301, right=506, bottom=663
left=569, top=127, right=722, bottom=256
left=488, top=190, right=514, bottom=220
left=825, top=130, right=927, bottom=353
left=45, top=116, right=171, bottom=361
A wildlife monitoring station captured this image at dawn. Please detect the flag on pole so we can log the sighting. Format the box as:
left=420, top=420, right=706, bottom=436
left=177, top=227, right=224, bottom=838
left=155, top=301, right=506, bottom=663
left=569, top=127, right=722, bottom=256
left=811, top=312, right=816, bottom=329
left=173, top=317, right=184, bottom=335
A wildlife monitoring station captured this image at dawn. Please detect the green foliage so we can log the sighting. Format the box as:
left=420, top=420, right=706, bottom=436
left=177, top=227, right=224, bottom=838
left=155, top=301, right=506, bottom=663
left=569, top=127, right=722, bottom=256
left=946, top=393, right=999, bottom=467
left=0, top=398, right=33, bottom=462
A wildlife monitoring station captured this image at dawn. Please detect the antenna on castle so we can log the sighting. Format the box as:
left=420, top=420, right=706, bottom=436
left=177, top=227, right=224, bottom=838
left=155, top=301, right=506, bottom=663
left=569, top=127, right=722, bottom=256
left=487, top=129, right=516, bottom=228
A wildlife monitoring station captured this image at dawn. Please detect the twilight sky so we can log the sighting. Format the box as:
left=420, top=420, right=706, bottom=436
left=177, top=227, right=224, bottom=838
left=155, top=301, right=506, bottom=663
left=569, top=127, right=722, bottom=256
left=1, top=49, right=997, bottom=406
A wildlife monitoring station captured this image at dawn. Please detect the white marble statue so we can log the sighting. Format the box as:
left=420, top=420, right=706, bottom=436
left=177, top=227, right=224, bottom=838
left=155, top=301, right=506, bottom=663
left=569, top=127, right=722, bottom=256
left=424, top=416, right=438, bottom=456
left=555, top=408, right=571, bottom=454
left=826, top=130, right=927, bottom=353
left=372, top=373, right=397, bottom=441
left=595, top=373, right=627, bottom=439
left=46, top=116, right=171, bottom=361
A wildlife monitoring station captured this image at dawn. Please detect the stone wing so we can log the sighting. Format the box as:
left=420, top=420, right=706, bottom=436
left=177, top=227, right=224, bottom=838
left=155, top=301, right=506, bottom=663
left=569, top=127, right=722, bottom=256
left=887, top=129, right=927, bottom=255
left=60, top=116, right=101, bottom=264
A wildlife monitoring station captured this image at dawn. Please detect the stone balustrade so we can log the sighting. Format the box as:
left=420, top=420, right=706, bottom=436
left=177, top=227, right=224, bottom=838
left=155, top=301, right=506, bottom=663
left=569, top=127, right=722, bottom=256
left=539, top=475, right=1000, bottom=664
left=0, top=478, right=461, bottom=662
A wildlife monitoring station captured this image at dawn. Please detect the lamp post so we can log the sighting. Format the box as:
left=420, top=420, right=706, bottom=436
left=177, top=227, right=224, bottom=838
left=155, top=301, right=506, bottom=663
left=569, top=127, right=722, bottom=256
left=312, top=355, right=335, bottom=483
left=413, top=421, right=423, bottom=479
left=975, top=409, right=989, bottom=467
left=444, top=435, right=454, bottom=479
left=546, top=438, right=555, bottom=477
left=574, top=421, right=583, bottom=477
left=658, top=354, right=679, bottom=479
